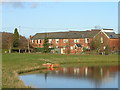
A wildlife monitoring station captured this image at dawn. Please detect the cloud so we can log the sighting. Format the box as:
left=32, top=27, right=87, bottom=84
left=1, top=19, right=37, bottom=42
left=31, top=2, right=38, bottom=8
left=2, top=2, right=39, bottom=8
left=12, top=2, right=24, bottom=8
left=2, top=2, right=25, bottom=8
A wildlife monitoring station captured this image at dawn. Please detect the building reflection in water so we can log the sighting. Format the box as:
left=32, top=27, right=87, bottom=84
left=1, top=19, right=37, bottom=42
left=43, top=66, right=120, bottom=88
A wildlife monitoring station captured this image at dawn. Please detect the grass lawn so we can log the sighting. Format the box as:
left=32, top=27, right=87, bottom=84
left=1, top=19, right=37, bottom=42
left=2, top=53, right=119, bottom=88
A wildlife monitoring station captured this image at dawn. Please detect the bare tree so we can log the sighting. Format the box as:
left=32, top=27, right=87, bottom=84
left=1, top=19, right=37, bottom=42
left=2, top=32, right=13, bottom=53
left=2, top=32, right=28, bottom=53
left=19, top=36, right=28, bottom=49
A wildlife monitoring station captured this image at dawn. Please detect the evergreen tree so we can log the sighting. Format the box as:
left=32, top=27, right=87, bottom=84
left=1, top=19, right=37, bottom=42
left=13, top=28, right=19, bottom=48
left=43, top=36, right=50, bottom=53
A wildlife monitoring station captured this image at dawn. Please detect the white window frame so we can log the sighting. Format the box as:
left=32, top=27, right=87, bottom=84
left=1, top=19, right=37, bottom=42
left=101, top=37, right=103, bottom=43
left=103, top=46, right=106, bottom=49
left=74, top=39, right=76, bottom=43
left=49, top=39, right=52, bottom=43
left=56, top=39, right=59, bottom=44
left=74, top=39, right=79, bottom=43
left=38, top=39, right=41, bottom=44
left=63, top=39, right=68, bottom=43
left=63, top=47, right=66, bottom=50
left=85, top=38, right=88, bottom=43
left=49, top=46, right=52, bottom=48
left=70, top=46, right=73, bottom=50
left=31, top=40, right=34, bottom=43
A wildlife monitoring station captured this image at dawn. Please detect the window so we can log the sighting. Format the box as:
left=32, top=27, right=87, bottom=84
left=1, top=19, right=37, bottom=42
left=31, top=40, right=34, bottom=43
left=110, top=35, right=113, bottom=38
left=56, top=39, right=59, bottom=44
left=49, top=46, right=52, bottom=48
left=74, top=39, right=79, bottom=43
left=63, top=46, right=66, bottom=50
left=49, top=39, right=52, bottom=43
left=38, top=39, right=41, bottom=44
left=71, top=46, right=73, bottom=50
left=63, top=39, right=68, bottom=43
left=103, top=46, right=106, bottom=50
left=85, top=38, right=89, bottom=43
left=101, top=37, right=103, bottom=43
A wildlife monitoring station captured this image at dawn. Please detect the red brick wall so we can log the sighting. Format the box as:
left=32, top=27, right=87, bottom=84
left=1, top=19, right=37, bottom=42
left=30, top=38, right=92, bottom=53
left=31, top=39, right=89, bottom=47
left=94, top=32, right=120, bottom=51
left=109, top=39, right=120, bottom=51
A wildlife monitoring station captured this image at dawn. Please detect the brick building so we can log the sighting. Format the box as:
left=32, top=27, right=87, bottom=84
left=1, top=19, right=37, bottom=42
left=93, top=29, right=120, bottom=52
left=30, top=29, right=119, bottom=54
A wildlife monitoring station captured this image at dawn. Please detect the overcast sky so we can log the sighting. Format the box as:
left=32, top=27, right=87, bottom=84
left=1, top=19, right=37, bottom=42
left=2, top=2, right=118, bottom=37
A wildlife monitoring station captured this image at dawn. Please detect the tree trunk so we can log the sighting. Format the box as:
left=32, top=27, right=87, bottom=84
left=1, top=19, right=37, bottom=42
left=29, top=50, right=30, bottom=53
left=9, top=49, right=11, bottom=53
left=9, top=47, right=11, bottom=53
left=28, top=39, right=30, bottom=53
left=19, top=49, right=20, bottom=53
left=25, top=49, right=26, bottom=53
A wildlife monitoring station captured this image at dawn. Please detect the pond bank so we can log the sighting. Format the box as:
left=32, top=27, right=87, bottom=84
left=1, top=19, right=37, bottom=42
left=2, top=53, right=119, bottom=88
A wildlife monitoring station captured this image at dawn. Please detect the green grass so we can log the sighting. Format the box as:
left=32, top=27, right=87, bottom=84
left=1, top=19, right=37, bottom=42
left=2, top=53, right=119, bottom=88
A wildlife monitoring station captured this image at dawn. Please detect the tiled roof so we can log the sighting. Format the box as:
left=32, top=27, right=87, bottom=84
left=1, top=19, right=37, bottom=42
left=32, top=30, right=101, bottom=40
left=104, top=32, right=118, bottom=39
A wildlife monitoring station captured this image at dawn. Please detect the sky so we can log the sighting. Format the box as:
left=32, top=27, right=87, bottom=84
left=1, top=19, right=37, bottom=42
left=1, top=2, right=118, bottom=37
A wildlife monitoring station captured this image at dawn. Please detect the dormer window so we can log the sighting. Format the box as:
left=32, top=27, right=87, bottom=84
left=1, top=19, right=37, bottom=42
left=110, top=35, right=113, bottom=38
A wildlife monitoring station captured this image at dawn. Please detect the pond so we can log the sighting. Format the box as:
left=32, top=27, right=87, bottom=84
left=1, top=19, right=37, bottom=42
left=19, top=65, right=119, bottom=88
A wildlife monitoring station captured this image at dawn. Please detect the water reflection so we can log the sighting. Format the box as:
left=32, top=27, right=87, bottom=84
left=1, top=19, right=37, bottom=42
left=20, top=66, right=120, bottom=88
